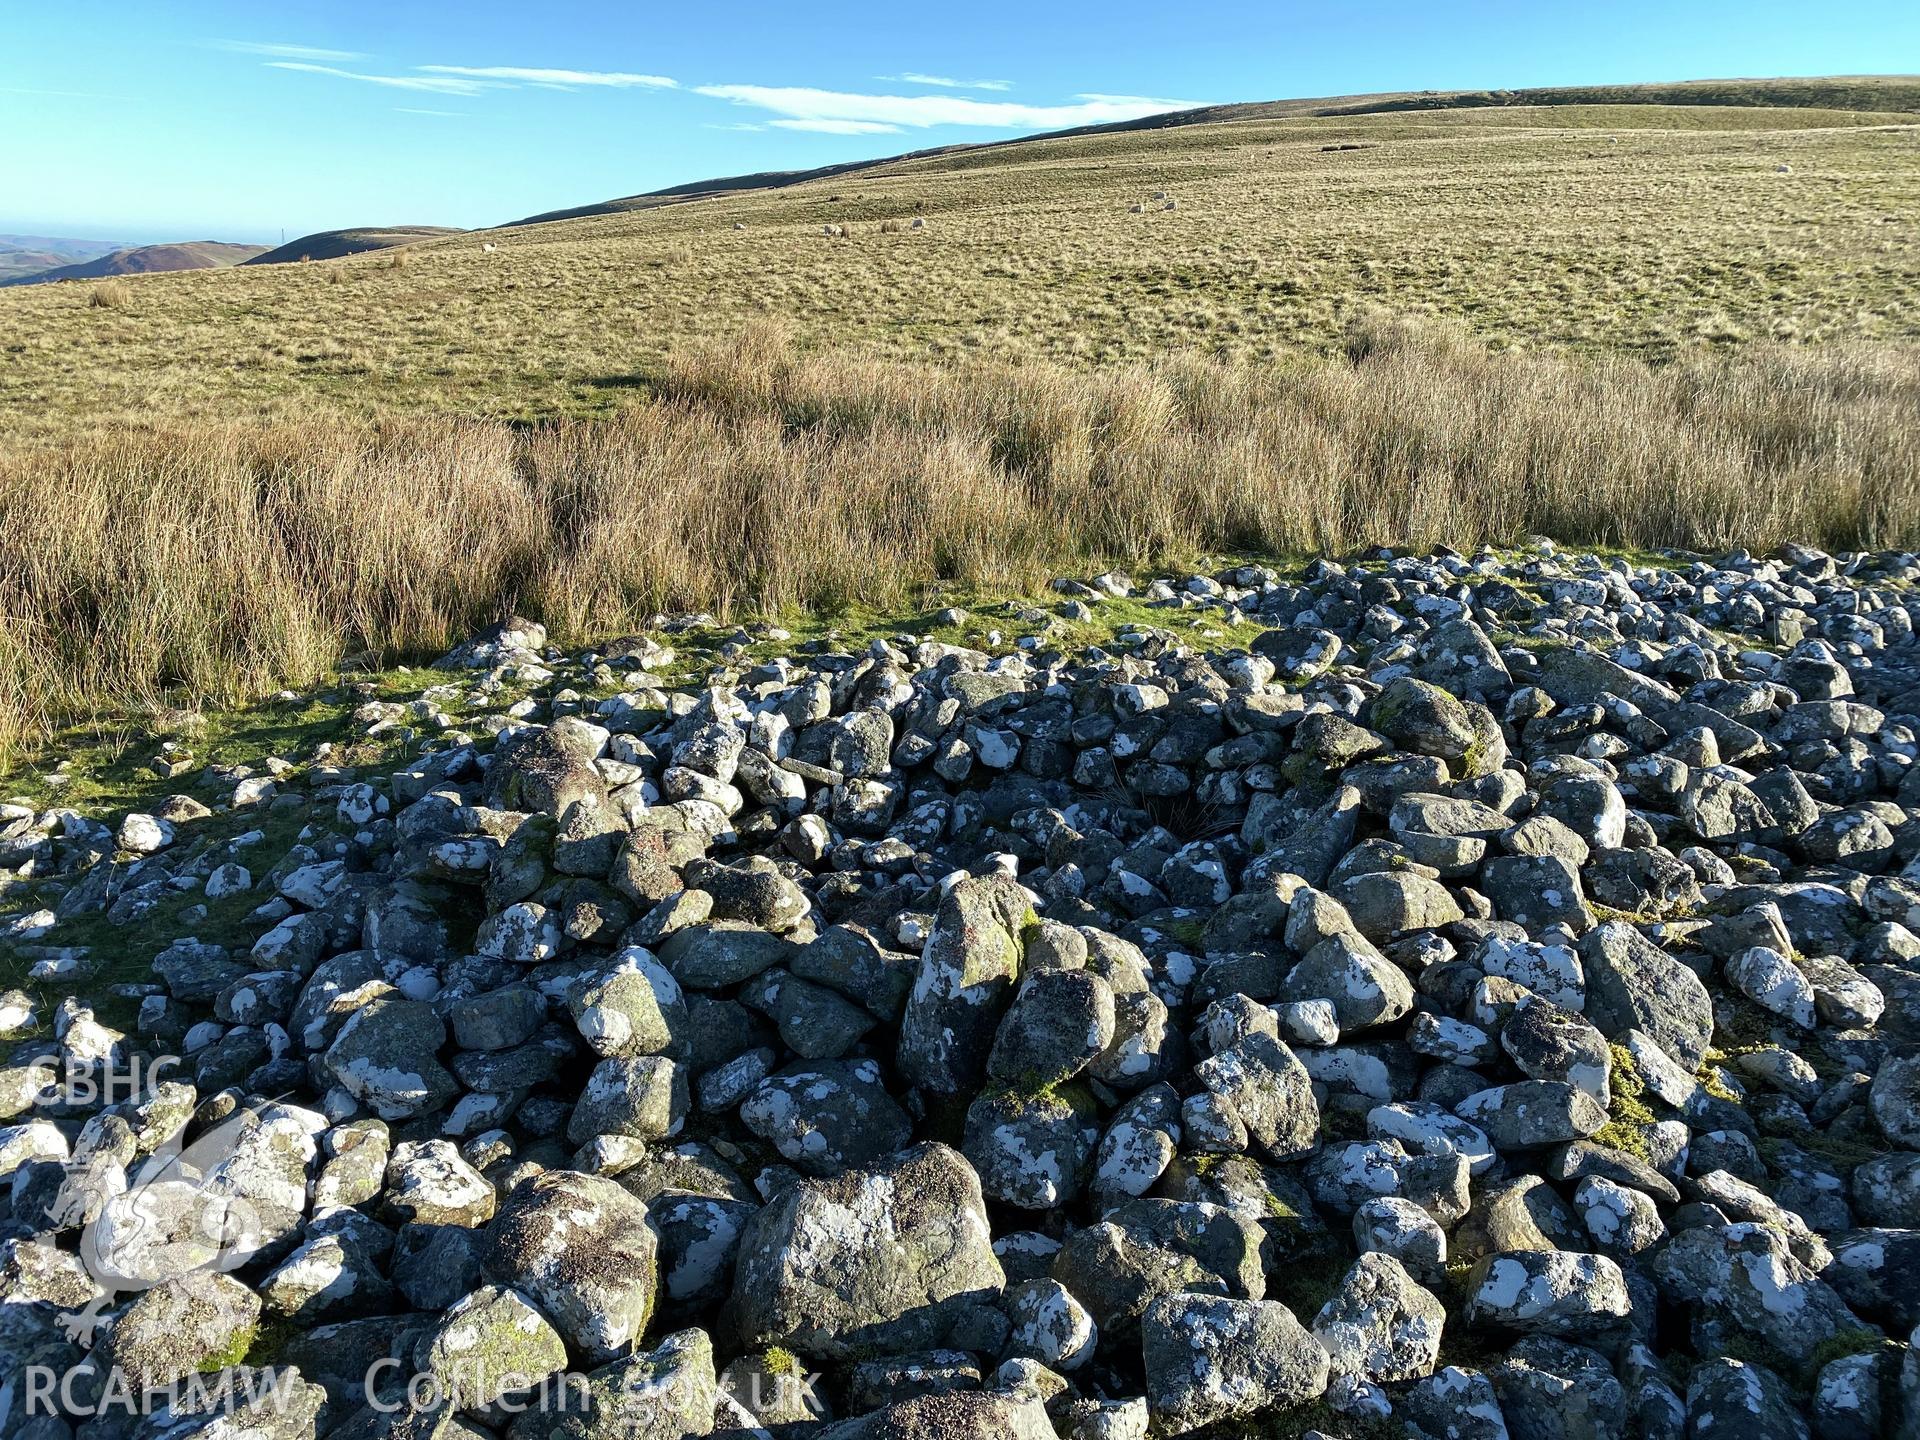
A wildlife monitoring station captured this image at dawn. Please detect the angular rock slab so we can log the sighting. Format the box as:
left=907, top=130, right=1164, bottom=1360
left=729, top=1142, right=1004, bottom=1362
left=898, top=875, right=1033, bottom=1096
left=483, top=1169, right=660, bottom=1364
left=1142, top=1291, right=1330, bottom=1436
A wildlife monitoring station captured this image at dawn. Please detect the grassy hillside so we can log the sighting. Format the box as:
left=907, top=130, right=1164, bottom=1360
left=246, top=225, right=465, bottom=266
left=2, top=240, right=267, bottom=288
left=1, top=96, right=1916, bottom=434
left=540, top=75, right=1920, bottom=222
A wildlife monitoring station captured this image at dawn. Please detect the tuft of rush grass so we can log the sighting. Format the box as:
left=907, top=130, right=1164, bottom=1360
left=1, top=316, right=1917, bottom=757
left=1, top=103, right=1917, bottom=435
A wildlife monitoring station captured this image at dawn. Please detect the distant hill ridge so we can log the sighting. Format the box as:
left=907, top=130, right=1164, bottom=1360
left=512, top=73, right=1920, bottom=225
left=1, top=241, right=266, bottom=286
left=0, top=234, right=128, bottom=284
left=245, top=226, right=465, bottom=266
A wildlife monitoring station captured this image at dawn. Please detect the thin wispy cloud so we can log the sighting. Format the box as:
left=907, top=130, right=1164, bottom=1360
left=770, top=118, right=904, bottom=135
left=213, top=40, right=366, bottom=61
left=267, top=62, right=492, bottom=95
left=256, top=52, right=1179, bottom=138
left=394, top=107, right=468, bottom=117
left=880, top=73, right=1014, bottom=92
left=417, top=65, right=677, bottom=90
left=692, top=85, right=1199, bottom=132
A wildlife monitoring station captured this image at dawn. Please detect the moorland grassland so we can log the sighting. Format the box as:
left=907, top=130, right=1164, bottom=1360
left=2, top=89, right=1919, bottom=753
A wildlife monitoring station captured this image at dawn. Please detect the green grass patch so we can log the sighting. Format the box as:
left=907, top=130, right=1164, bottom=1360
left=0, top=670, right=435, bottom=1016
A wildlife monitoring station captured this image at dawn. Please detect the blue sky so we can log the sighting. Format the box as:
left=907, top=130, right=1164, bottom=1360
left=5, top=1, right=1916, bottom=243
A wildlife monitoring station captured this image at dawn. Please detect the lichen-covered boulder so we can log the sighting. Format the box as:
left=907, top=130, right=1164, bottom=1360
left=566, top=1054, right=687, bottom=1146
left=728, top=1143, right=1004, bottom=1361
left=1869, top=1054, right=1920, bottom=1148
left=1649, top=1224, right=1866, bottom=1364
left=1311, top=1251, right=1445, bottom=1382
left=1283, top=933, right=1416, bottom=1031
left=1401, top=1365, right=1512, bottom=1440
left=504, top=1327, right=717, bottom=1440
left=1465, top=1249, right=1631, bottom=1337
left=1501, top=1001, right=1611, bottom=1106
left=135, top=1366, right=327, bottom=1440
left=1141, top=1291, right=1329, bottom=1435
left=1002, top=1277, right=1098, bottom=1372
left=569, top=948, right=687, bottom=1058
left=1455, top=1081, right=1607, bottom=1151
left=383, top=1138, right=496, bottom=1228
left=94, top=1271, right=261, bottom=1395
left=1050, top=1198, right=1265, bottom=1340
left=258, top=1210, right=395, bottom=1323
left=1826, top=1227, right=1920, bottom=1331
left=738, top=1059, right=911, bottom=1176
left=1811, top=1349, right=1887, bottom=1440
left=322, top=996, right=458, bottom=1121
left=1579, top=922, right=1714, bottom=1068
left=1370, top=677, right=1478, bottom=759
left=815, top=1389, right=1059, bottom=1439
left=412, top=1283, right=568, bottom=1410
left=1194, top=1031, right=1320, bottom=1160
left=652, top=1191, right=754, bottom=1315
left=1685, top=1358, right=1811, bottom=1440
left=898, top=875, right=1034, bottom=1096
left=1490, top=1337, right=1627, bottom=1440
left=483, top=1169, right=660, bottom=1363
left=987, top=969, right=1115, bottom=1089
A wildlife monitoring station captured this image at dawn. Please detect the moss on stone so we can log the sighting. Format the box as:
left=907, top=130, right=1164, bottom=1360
left=1782, top=1130, right=1888, bottom=1171
left=241, top=1315, right=298, bottom=1369
left=982, top=1077, right=1101, bottom=1129
left=1696, top=1064, right=1744, bottom=1104
left=1714, top=1332, right=1798, bottom=1378
left=204, top=1321, right=260, bottom=1373
left=1167, top=917, right=1209, bottom=948
left=1366, top=683, right=1414, bottom=736
left=1454, top=729, right=1492, bottom=780
left=1441, top=1257, right=1480, bottom=1306
left=1709, top=996, right=1782, bottom=1053
left=1017, top=905, right=1043, bottom=949
left=1806, top=1328, right=1892, bottom=1375
left=1317, top=1106, right=1369, bottom=1143
left=1588, top=900, right=1652, bottom=925
left=1593, top=1042, right=1657, bottom=1161
left=760, top=1346, right=804, bottom=1378
left=1261, top=1188, right=1300, bottom=1222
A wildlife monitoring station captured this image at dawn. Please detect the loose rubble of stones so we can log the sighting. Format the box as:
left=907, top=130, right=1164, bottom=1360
left=4, top=541, right=1920, bottom=1440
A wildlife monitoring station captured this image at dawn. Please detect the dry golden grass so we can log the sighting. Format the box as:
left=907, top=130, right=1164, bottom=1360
left=2, top=103, right=1917, bottom=437
left=2, top=317, right=1915, bottom=754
